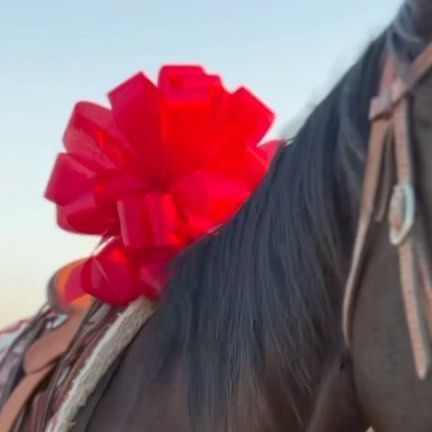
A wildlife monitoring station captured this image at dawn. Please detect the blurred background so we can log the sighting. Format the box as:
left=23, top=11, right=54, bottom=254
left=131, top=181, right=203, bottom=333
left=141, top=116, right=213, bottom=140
left=0, top=0, right=401, bottom=326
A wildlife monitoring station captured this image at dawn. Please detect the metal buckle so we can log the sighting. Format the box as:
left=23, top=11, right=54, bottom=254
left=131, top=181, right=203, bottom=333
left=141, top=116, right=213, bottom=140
left=389, top=181, right=415, bottom=246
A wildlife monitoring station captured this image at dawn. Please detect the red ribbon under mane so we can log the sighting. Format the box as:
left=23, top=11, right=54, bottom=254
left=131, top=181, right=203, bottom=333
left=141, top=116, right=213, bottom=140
left=46, top=65, right=280, bottom=305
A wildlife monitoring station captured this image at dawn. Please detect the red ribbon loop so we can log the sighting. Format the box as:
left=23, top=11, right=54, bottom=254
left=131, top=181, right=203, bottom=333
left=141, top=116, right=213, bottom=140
left=46, top=65, right=281, bottom=305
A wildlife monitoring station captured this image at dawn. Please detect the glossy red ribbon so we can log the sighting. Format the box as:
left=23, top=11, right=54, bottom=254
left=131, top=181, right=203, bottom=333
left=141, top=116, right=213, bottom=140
left=46, top=65, right=280, bottom=305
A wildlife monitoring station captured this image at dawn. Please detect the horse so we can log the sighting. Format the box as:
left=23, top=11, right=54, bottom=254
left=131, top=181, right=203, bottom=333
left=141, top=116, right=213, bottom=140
left=1, top=0, right=432, bottom=431
left=84, top=1, right=432, bottom=430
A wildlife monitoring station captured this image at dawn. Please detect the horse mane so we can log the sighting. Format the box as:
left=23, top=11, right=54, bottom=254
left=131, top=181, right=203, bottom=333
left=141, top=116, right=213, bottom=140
left=389, top=0, right=432, bottom=65
left=156, top=33, right=386, bottom=430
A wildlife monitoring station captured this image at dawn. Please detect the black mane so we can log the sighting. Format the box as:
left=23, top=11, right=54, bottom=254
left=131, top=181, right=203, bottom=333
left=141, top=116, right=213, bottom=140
left=157, top=33, right=386, bottom=430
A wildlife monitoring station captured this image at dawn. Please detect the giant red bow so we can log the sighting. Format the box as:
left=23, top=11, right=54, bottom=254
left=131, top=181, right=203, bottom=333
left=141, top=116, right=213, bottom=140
left=46, top=65, right=279, bottom=305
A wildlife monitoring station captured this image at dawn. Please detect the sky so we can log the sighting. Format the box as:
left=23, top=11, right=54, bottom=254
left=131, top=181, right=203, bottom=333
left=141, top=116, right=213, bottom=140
left=0, top=0, right=402, bottom=326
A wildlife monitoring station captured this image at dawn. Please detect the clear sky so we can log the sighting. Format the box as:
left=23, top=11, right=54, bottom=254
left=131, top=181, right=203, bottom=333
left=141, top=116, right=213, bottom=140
left=0, top=0, right=401, bottom=325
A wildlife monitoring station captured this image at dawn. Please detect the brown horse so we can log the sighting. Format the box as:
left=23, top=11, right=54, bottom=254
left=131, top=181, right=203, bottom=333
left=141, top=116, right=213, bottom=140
left=2, top=0, right=432, bottom=431
left=83, top=1, right=432, bottom=431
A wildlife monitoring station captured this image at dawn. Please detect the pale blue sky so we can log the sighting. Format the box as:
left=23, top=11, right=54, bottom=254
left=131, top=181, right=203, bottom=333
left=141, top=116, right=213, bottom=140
left=0, top=0, right=401, bottom=324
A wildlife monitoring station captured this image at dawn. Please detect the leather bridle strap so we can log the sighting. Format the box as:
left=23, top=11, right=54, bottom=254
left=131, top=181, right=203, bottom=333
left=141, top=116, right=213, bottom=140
left=392, top=96, right=431, bottom=379
left=343, top=41, right=432, bottom=380
left=342, top=58, right=395, bottom=349
left=370, top=41, right=432, bottom=119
